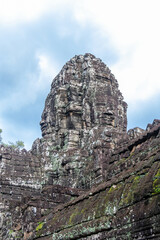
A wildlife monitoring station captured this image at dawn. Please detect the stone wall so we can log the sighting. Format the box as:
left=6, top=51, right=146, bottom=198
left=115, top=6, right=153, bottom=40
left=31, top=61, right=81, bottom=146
left=0, top=146, right=85, bottom=240
left=0, top=146, right=42, bottom=240
left=28, top=122, right=160, bottom=240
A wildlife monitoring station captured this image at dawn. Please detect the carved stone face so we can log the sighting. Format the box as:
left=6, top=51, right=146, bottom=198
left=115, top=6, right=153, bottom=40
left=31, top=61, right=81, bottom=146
left=38, top=54, right=128, bottom=188
left=40, top=54, right=127, bottom=150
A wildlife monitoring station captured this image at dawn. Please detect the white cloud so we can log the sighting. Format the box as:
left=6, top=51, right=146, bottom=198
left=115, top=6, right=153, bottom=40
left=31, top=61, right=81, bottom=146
left=34, top=53, right=59, bottom=93
left=0, top=54, right=59, bottom=112
left=70, top=0, right=160, bottom=104
left=0, top=0, right=48, bottom=24
left=1, top=0, right=160, bottom=104
left=0, top=0, right=74, bottom=25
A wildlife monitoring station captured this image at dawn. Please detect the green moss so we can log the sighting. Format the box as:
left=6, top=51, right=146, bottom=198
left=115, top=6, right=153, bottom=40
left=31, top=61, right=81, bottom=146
left=53, top=216, right=112, bottom=240
left=120, top=175, right=144, bottom=206
left=94, top=183, right=124, bottom=218
left=80, top=208, right=87, bottom=216
left=108, top=183, right=121, bottom=194
left=153, top=169, right=160, bottom=194
left=36, top=221, right=44, bottom=231
left=9, top=229, right=14, bottom=235
left=116, top=153, right=135, bottom=167
left=117, top=157, right=126, bottom=166
left=128, top=151, right=134, bottom=159
left=134, top=175, right=141, bottom=182
left=121, top=157, right=127, bottom=162
left=68, top=212, right=77, bottom=225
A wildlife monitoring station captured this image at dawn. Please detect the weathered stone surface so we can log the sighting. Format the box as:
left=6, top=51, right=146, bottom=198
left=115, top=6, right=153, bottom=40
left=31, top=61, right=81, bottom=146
left=146, top=119, right=160, bottom=131
left=34, top=53, right=127, bottom=189
left=128, top=127, right=145, bottom=140
left=0, top=54, right=160, bottom=240
left=28, top=123, right=160, bottom=240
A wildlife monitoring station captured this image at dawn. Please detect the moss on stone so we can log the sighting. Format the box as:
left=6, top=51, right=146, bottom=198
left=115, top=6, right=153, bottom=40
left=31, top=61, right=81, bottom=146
left=120, top=174, right=145, bottom=206
left=36, top=221, right=44, bottom=231
left=117, top=157, right=126, bottom=165
left=153, top=168, right=160, bottom=195
left=68, top=211, right=79, bottom=225
left=52, top=216, right=111, bottom=240
left=9, top=229, right=14, bottom=235
left=108, top=183, right=122, bottom=194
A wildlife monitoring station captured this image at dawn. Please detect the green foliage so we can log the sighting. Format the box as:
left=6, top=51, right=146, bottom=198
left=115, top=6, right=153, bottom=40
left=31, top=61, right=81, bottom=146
left=0, top=128, right=25, bottom=149
left=4, top=141, right=25, bottom=149
left=15, top=140, right=25, bottom=149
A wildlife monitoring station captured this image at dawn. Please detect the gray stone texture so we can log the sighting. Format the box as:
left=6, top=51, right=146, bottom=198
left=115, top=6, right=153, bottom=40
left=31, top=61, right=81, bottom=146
left=36, top=53, right=127, bottom=189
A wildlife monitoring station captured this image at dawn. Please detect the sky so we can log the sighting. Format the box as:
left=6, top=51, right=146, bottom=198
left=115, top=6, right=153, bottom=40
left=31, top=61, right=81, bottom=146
left=0, top=0, right=160, bottom=149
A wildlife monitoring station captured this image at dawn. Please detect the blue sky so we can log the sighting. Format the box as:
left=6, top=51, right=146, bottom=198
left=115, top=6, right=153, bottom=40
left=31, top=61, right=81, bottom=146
left=0, top=0, right=160, bottom=149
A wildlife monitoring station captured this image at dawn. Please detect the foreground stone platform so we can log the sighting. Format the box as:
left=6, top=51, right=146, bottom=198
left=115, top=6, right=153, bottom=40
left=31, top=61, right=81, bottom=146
left=0, top=54, right=160, bottom=240
left=30, top=122, right=160, bottom=240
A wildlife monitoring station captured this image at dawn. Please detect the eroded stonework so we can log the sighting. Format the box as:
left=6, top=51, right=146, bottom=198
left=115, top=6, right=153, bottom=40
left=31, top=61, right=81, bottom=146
left=34, top=53, right=127, bottom=189
left=0, top=54, right=160, bottom=240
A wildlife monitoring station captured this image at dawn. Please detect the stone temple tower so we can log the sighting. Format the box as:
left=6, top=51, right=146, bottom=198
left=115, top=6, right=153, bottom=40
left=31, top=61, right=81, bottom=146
left=33, top=53, right=127, bottom=189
